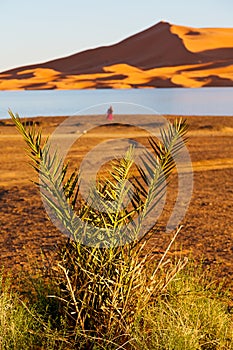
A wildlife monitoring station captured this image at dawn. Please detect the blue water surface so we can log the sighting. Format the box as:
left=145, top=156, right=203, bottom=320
left=0, top=88, right=232, bottom=119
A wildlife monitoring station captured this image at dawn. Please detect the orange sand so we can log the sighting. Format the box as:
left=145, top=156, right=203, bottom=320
left=171, top=24, right=233, bottom=52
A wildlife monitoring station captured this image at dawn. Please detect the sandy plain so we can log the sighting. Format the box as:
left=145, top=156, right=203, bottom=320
left=0, top=115, right=233, bottom=286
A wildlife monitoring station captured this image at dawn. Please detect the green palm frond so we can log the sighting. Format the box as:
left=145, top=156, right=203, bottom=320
left=10, top=111, right=188, bottom=246
left=76, top=147, right=139, bottom=245
left=9, top=111, right=80, bottom=237
left=130, top=118, right=188, bottom=242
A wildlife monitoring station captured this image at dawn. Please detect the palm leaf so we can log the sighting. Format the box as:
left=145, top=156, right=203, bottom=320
left=10, top=111, right=188, bottom=246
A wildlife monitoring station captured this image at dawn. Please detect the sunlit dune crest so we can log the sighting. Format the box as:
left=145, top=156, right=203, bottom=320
left=0, top=62, right=233, bottom=90
left=18, top=68, right=59, bottom=78
left=0, top=21, right=233, bottom=90
left=0, top=68, right=61, bottom=90
left=171, top=24, right=233, bottom=52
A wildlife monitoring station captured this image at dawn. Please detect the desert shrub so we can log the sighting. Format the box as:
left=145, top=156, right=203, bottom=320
left=9, top=111, right=189, bottom=348
left=11, top=111, right=233, bottom=349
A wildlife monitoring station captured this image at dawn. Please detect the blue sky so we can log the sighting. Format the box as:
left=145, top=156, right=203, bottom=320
left=0, top=0, right=232, bottom=72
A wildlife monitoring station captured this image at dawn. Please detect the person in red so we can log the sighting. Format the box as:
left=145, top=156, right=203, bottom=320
left=106, top=106, right=113, bottom=121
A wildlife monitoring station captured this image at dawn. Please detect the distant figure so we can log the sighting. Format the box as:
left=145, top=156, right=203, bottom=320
left=106, top=106, right=113, bottom=121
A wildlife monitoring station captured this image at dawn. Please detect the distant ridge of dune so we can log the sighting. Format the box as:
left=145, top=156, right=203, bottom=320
left=0, top=21, right=233, bottom=90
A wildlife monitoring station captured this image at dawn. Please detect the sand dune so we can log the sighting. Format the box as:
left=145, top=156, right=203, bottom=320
left=0, top=21, right=232, bottom=90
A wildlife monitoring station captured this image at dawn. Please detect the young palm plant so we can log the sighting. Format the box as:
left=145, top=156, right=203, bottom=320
left=10, top=110, right=188, bottom=349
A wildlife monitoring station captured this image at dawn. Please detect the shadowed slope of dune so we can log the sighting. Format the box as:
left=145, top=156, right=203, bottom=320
left=0, top=21, right=232, bottom=89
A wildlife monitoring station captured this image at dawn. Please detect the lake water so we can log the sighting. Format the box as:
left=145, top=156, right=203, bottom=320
left=0, top=87, right=233, bottom=119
